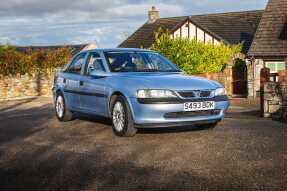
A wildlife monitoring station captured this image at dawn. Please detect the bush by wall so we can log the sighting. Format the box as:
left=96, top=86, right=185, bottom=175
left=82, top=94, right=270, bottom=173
left=151, top=30, right=242, bottom=75
left=0, top=45, right=72, bottom=76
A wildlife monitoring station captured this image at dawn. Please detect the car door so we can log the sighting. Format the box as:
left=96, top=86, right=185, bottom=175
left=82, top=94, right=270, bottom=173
left=62, top=52, right=87, bottom=111
left=78, top=51, right=108, bottom=116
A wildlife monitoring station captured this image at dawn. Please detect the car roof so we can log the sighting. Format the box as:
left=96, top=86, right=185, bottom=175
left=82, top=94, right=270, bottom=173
left=82, top=48, right=154, bottom=53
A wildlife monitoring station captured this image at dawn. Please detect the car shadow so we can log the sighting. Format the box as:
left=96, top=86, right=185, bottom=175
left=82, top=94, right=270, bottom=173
left=75, top=113, right=112, bottom=126
left=225, top=109, right=261, bottom=119
left=138, top=125, right=210, bottom=134
left=75, top=113, right=211, bottom=134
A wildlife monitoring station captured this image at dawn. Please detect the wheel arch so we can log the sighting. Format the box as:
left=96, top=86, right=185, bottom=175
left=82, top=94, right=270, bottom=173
left=55, top=88, right=63, bottom=95
left=53, top=88, right=64, bottom=104
left=108, top=91, right=134, bottom=118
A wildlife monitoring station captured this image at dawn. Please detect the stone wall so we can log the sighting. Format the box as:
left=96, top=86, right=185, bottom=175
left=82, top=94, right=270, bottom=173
left=2, top=66, right=269, bottom=101
left=194, top=68, right=233, bottom=96
left=263, top=70, right=287, bottom=120
left=0, top=71, right=55, bottom=101
left=246, top=59, right=265, bottom=98
left=1, top=70, right=232, bottom=101
left=263, top=81, right=287, bottom=120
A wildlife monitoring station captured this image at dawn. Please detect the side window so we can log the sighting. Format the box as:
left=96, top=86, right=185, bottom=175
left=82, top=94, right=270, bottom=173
left=66, top=53, right=87, bottom=74
left=86, top=52, right=105, bottom=75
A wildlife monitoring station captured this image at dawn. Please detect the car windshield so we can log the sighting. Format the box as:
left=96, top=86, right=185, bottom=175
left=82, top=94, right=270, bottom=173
left=104, top=51, right=180, bottom=72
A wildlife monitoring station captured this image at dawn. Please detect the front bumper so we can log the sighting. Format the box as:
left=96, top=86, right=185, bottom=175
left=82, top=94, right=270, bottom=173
left=134, top=119, right=221, bottom=128
left=128, top=96, right=229, bottom=127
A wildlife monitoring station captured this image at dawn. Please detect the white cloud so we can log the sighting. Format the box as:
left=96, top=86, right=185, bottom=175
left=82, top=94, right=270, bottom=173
left=0, top=0, right=268, bottom=47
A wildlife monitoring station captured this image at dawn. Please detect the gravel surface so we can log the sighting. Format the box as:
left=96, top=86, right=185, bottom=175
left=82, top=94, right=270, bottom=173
left=0, top=97, right=286, bottom=191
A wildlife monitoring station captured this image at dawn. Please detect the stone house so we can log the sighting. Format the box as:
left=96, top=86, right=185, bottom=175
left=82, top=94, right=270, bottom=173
left=248, top=0, right=287, bottom=97
left=119, top=0, right=287, bottom=98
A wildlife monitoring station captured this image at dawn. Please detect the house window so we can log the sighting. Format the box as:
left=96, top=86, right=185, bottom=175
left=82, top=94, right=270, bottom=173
left=266, top=62, right=286, bottom=73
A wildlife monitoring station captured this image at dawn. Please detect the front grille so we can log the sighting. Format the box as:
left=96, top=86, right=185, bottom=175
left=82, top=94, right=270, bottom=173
left=164, top=109, right=221, bottom=119
left=178, top=90, right=212, bottom=98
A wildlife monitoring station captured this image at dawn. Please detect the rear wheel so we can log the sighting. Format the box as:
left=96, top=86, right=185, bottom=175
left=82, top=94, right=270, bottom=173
left=111, top=96, right=137, bottom=137
left=55, top=93, right=74, bottom=121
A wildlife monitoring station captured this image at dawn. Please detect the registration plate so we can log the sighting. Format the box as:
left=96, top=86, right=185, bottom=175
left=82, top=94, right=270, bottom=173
left=183, top=101, right=215, bottom=111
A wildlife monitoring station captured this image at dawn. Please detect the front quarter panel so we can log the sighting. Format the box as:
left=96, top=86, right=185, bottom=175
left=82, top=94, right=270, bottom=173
left=106, top=75, right=148, bottom=98
left=105, top=75, right=150, bottom=118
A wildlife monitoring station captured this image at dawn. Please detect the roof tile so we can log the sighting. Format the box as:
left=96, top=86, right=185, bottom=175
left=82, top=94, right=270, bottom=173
left=119, top=10, right=263, bottom=53
left=248, top=0, right=287, bottom=58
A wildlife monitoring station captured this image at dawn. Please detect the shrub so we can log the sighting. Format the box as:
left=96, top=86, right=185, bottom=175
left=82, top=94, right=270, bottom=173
left=0, top=45, right=72, bottom=76
left=0, top=45, right=27, bottom=76
left=150, top=30, right=242, bottom=74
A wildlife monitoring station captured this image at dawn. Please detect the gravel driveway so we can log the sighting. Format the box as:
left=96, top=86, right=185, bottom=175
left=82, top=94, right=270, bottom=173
left=0, top=97, right=286, bottom=191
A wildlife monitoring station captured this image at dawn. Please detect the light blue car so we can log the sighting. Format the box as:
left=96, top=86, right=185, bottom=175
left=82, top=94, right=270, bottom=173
left=53, top=48, right=229, bottom=136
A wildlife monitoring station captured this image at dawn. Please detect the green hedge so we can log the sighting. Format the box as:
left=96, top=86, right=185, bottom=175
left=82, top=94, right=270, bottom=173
left=0, top=45, right=72, bottom=76
left=151, top=29, right=242, bottom=74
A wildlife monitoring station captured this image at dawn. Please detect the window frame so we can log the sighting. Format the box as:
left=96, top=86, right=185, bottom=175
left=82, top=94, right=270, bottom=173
left=84, top=51, right=106, bottom=76
left=65, top=52, right=88, bottom=75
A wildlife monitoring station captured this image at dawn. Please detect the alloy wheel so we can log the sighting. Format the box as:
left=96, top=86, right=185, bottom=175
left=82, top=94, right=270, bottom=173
left=56, top=95, right=64, bottom=118
left=112, top=101, right=125, bottom=132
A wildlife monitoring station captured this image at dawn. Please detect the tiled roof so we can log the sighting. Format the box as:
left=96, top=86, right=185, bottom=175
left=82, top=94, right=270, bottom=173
left=119, top=10, right=263, bottom=53
left=191, top=10, right=263, bottom=53
left=248, top=0, right=287, bottom=58
left=118, top=16, right=188, bottom=48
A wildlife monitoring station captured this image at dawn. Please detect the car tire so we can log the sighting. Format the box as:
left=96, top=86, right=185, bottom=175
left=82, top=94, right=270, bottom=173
left=55, top=93, right=74, bottom=122
left=197, top=122, right=218, bottom=130
left=111, top=95, right=137, bottom=137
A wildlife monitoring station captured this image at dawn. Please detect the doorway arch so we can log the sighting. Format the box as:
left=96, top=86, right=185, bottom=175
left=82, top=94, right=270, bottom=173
left=232, top=59, right=248, bottom=97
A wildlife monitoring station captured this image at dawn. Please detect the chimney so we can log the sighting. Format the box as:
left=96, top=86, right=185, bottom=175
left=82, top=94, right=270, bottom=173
left=148, top=6, right=159, bottom=23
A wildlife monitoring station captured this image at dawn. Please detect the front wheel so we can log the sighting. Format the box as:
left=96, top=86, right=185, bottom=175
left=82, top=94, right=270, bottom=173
left=111, top=96, right=137, bottom=137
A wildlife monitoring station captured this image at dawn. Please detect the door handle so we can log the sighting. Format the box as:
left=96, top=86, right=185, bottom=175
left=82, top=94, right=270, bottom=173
left=79, top=81, right=84, bottom=86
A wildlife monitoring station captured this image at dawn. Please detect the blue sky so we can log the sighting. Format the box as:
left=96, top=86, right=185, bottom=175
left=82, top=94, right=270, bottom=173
left=0, top=0, right=268, bottom=48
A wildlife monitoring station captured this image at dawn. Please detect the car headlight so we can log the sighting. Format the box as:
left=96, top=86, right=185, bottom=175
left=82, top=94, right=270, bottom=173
left=137, top=89, right=177, bottom=98
left=214, top=88, right=227, bottom=96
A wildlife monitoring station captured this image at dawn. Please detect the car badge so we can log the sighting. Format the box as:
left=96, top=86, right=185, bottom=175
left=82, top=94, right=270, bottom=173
left=193, top=91, right=201, bottom=98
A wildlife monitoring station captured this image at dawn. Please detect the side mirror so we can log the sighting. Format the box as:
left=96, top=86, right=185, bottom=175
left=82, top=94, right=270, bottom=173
left=89, top=70, right=111, bottom=77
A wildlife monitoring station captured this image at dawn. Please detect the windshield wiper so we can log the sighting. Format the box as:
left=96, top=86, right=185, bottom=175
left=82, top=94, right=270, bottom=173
left=136, top=69, right=161, bottom=72
left=167, top=70, right=181, bottom=72
left=136, top=69, right=181, bottom=72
